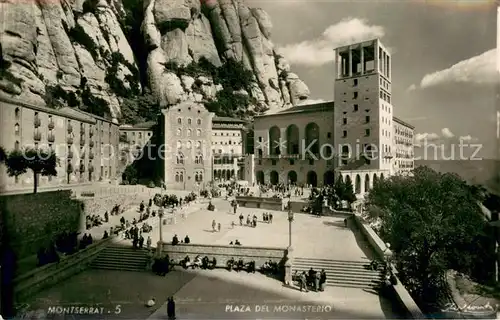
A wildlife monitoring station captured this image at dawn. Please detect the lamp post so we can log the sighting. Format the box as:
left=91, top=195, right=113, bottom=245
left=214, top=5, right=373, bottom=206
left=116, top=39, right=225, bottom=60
left=158, top=207, right=164, bottom=243
left=287, top=205, right=294, bottom=247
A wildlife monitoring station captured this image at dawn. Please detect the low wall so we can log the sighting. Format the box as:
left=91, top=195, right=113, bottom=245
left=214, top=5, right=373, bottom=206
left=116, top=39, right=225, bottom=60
left=235, top=196, right=284, bottom=211
left=157, top=242, right=287, bottom=268
left=352, top=215, right=425, bottom=319
left=13, top=237, right=113, bottom=302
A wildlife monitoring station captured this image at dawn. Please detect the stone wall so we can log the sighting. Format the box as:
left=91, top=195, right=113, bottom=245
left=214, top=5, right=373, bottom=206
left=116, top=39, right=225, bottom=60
left=13, top=237, right=113, bottom=302
left=157, top=242, right=287, bottom=268
left=236, top=196, right=284, bottom=211
left=1, top=190, right=83, bottom=260
left=352, top=214, right=425, bottom=319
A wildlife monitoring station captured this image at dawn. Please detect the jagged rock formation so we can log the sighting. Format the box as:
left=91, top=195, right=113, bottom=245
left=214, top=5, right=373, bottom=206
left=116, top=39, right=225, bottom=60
left=0, top=0, right=310, bottom=120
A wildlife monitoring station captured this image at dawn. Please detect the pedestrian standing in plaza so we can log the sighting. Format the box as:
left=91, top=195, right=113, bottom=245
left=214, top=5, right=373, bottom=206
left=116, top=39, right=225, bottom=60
left=146, top=236, right=152, bottom=250
left=167, top=297, right=176, bottom=319
left=314, top=270, right=321, bottom=291
left=269, top=213, right=273, bottom=223
left=300, top=272, right=308, bottom=292
left=217, top=223, right=221, bottom=232
left=212, top=219, right=216, bottom=232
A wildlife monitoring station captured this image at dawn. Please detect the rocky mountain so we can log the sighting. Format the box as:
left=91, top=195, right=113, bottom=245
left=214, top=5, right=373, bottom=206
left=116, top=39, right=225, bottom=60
left=0, top=0, right=310, bottom=122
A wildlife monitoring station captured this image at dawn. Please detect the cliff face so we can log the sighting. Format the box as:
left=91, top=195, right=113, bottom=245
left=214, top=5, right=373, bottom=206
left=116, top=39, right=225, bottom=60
left=0, top=0, right=310, bottom=120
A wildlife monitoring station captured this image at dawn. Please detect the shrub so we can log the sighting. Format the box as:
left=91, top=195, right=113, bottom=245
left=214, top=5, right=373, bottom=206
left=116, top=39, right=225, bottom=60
left=81, top=87, right=109, bottom=117
left=148, top=181, right=155, bottom=188
left=68, top=24, right=99, bottom=60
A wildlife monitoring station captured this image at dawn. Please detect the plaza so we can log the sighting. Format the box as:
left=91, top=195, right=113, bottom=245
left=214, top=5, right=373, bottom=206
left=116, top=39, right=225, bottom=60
left=20, top=194, right=405, bottom=319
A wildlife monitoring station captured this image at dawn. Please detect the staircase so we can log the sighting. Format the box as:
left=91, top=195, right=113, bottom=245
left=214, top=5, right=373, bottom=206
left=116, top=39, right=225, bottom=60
left=292, top=257, right=384, bottom=289
left=90, top=245, right=150, bottom=272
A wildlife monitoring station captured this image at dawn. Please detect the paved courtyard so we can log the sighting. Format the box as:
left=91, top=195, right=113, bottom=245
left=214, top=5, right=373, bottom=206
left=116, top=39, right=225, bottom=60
left=145, top=197, right=373, bottom=262
left=23, top=269, right=402, bottom=319
left=20, top=193, right=402, bottom=319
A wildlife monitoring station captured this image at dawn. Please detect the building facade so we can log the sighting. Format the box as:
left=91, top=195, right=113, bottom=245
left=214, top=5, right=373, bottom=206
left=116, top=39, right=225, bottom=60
left=333, top=39, right=399, bottom=196
left=160, top=101, right=213, bottom=190
left=0, top=96, right=120, bottom=193
left=393, top=117, right=415, bottom=175
left=119, top=121, right=155, bottom=171
left=253, top=102, right=336, bottom=187
left=211, top=117, right=246, bottom=182
left=251, top=39, right=415, bottom=197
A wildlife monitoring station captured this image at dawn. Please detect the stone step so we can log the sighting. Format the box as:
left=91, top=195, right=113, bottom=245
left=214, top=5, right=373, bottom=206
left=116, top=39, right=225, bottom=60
left=293, top=260, right=379, bottom=271
left=90, top=262, right=146, bottom=272
left=292, top=267, right=381, bottom=280
left=98, top=251, right=148, bottom=259
left=293, top=257, right=372, bottom=266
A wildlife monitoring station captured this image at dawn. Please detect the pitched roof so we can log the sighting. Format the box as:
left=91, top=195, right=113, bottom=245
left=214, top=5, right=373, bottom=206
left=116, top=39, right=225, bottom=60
left=212, top=116, right=247, bottom=123
left=393, top=116, right=415, bottom=129
left=257, top=101, right=334, bottom=118
left=58, top=107, right=95, bottom=123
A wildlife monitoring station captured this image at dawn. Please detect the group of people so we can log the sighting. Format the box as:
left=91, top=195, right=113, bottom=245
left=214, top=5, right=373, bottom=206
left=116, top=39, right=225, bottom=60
left=125, top=225, right=152, bottom=249
left=239, top=214, right=258, bottom=227
left=180, top=255, right=217, bottom=269
left=85, top=214, right=104, bottom=229
left=171, top=234, right=190, bottom=245
left=229, top=240, right=241, bottom=245
left=211, top=220, right=222, bottom=232
left=262, top=212, right=273, bottom=223
left=79, top=233, right=94, bottom=249
left=297, top=268, right=327, bottom=292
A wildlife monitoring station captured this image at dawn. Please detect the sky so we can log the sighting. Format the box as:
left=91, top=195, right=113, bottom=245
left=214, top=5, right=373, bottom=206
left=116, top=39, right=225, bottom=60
left=248, top=0, right=498, bottom=159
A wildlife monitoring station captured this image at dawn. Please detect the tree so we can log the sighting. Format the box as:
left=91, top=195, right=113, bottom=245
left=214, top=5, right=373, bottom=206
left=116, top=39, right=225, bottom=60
left=343, top=178, right=357, bottom=204
left=365, top=166, right=491, bottom=306
left=5, top=148, right=58, bottom=194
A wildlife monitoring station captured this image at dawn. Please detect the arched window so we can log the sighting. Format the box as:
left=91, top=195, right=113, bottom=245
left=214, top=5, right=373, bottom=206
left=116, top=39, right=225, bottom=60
left=14, top=140, right=19, bottom=150
left=196, top=129, right=201, bottom=137
left=14, top=107, right=20, bottom=119
left=175, top=173, right=180, bottom=182
left=179, top=172, right=184, bottom=182
left=177, top=118, right=182, bottom=124
left=177, top=140, right=182, bottom=149
left=195, top=173, right=199, bottom=181
left=176, top=153, right=184, bottom=165
left=14, top=123, right=20, bottom=135
left=187, top=129, right=192, bottom=137
left=199, top=172, right=203, bottom=181
left=186, top=140, right=192, bottom=149
left=196, top=140, right=201, bottom=149
left=198, top=155, right=203, bottom=163
left=188, top=118, right=192, bottom=125
left=176, top=128, right=181, bottom=136
left=197, top=119, right=202, bottom=125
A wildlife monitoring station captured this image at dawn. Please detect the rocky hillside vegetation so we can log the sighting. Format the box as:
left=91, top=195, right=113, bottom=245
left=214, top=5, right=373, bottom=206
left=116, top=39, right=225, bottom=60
left=0, top=0, right=310, bottom=123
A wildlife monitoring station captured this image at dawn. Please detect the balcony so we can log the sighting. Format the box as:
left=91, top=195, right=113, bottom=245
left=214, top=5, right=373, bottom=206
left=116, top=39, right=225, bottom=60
left=383, top=152, right=394, bottom=159
left=263, top=154, right=281, bottom=159
left=67, top=137, right=73, bottom=144
left=280, top=154, right=301, bottom=159
left=48, top=134, right=55, bottom=143
left=80, top=136, right=86, bottom=145
left=89, top=165, right=94, bottom=173
left=79, top=164, right=85, bottom=172
left=67, top=125, right=73, bottom=134
left=89, top=141, right=94, bottom=147
left=34, top=117, right=41, bottom=128
left=48, top=121, right=55, bottom=130
left=68, top=151, right=74, bottom=158
left=34, top=131, right=41, bottom=141
left=89, top=152, right=94, bottom=160
left=80, top=126, right=85, bottom=135
left=89, top=130, right=94, bottom=137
